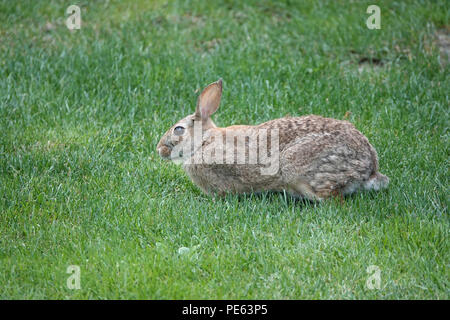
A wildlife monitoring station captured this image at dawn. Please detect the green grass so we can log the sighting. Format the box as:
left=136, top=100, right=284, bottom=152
left=0, top=0, right=448, bottom=299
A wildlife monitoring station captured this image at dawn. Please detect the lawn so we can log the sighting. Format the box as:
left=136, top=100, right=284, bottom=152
left=0, top=0, right=448, bottom=299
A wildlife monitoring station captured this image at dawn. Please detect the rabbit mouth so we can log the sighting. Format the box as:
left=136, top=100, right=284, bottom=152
left=158, top=143, right=186, bottom=160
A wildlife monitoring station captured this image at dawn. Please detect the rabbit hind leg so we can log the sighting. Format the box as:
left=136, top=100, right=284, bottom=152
left=281, top=134, right=344, bottom=200
left=288, top=180, right=324, bottom=201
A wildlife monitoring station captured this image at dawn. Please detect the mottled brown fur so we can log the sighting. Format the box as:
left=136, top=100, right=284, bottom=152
left=157, top=79, right=389, bottom=200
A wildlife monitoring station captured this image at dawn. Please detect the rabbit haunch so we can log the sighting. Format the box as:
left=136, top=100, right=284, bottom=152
left=157, top=79, right=389, bottom=200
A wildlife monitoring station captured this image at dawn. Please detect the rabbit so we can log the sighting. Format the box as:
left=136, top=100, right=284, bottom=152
left=157, top=79, right=389, bottom=200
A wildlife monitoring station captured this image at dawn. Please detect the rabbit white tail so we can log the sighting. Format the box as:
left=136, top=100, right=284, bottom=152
left=364, top=172, right=389, bottom=191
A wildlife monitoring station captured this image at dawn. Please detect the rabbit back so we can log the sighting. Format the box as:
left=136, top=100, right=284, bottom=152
left=184, top=115, right=387, bottom=199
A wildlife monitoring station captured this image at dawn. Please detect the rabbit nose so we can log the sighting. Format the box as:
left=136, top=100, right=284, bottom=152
left=158, top=145, right=171, bottom=159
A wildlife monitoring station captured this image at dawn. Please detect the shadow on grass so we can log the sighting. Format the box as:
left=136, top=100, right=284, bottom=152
left=218, top=190, right=318, bottom=208
left=211, top=188, right=385, bottom=210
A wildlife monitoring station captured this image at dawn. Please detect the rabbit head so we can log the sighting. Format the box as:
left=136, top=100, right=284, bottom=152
left=156, top=79, right=223, bottom=163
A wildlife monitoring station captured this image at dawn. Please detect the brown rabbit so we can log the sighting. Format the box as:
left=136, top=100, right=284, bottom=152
left=157, top=79, right=389, bottom=200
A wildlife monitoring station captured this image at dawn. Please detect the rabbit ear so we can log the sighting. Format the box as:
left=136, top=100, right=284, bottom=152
left=195, top=79, right=222, bottom=120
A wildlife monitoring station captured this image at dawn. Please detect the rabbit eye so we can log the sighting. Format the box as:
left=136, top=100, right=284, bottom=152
left=174, top=126, right=185, bottom=136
